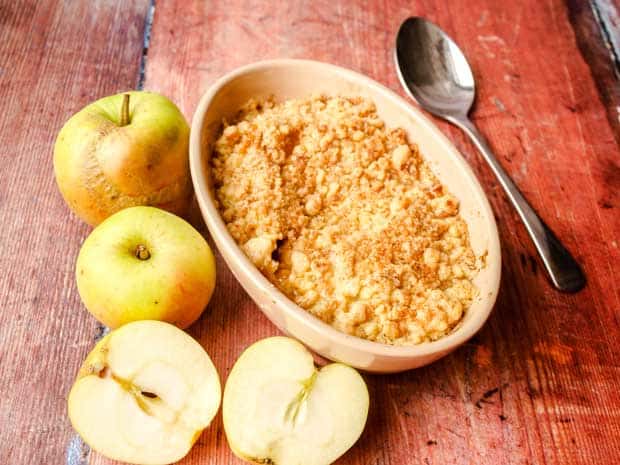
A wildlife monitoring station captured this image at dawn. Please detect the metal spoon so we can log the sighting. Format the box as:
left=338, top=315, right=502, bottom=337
left=395, top=17, right=585, bottom=293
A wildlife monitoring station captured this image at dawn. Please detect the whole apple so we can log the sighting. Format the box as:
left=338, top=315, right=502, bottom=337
left=54, top=91, right=192, bottom=226
left=76, top=206, right=216, bottom=329
left=68, top=320, right=221, bottom=465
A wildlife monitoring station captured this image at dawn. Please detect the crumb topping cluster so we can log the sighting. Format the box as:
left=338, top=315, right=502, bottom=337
left=211, top=96, right=479, bottom=345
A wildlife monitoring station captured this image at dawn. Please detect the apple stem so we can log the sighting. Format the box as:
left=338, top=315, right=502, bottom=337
left=119, top=93, right=131, bottom=126
left=135, top=245, right=151, bottom=260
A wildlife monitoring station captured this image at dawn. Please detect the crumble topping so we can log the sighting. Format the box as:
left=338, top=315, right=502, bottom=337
left=211, top=95, right=479, bottom=345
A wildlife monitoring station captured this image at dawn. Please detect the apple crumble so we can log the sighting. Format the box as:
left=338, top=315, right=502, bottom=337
left=211, top=95, right=479, bottom=345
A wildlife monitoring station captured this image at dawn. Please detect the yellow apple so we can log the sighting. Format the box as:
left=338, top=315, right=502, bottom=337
left=68, top=320, right=221, bottom=465
left=53, top=91, right=192, bottom=226
left=223, top=337, right=369, bottom=465
left=76, top=206, right=216, bottom=329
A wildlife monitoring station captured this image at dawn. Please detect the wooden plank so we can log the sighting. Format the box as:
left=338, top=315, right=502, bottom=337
left=0, top=0, right=617, bottom=464
left=591, top=0, right=620, bottom=70
left=84, top=1, right=620, bottom=465
left=568, top=0, right=620, bottom=145
left=0, top=1, right=149, bottom=464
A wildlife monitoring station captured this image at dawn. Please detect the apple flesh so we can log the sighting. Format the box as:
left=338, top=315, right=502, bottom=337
left=54, top=91, right=192, bottom=226
left=68, top=320, right=221, bottom=465
left=223, top=337, right=369, bottom=465
left=76, top=206, right=216, bottom=329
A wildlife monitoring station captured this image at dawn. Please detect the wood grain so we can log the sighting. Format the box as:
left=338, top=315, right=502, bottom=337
left=0, top=1, right=619, bottom=465
left=104, top=1, right=617, bottom=464
left=568, top=0, right=620, bottom=145
left=0, top=1, right=149, bottom=464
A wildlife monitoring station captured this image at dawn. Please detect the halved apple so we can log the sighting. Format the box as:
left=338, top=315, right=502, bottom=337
left=68, top=320, right=221, bottom=465
left=223, top=337, right=369, bottom=465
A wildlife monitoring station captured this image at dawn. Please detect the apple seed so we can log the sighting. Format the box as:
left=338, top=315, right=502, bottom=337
left=97, top=365, right=110, bottom=378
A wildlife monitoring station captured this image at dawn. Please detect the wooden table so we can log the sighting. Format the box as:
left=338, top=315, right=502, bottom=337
left=1, top=1, right=619, bottom=464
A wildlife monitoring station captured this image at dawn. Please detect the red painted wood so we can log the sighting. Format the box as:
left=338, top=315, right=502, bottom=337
left=568, top=0, right=620, bottom=146
left=1, top=1, right=619, bottom=465
left=0, top=1, right=149, bottom=464
left=125, top=1, right=620, bottom=464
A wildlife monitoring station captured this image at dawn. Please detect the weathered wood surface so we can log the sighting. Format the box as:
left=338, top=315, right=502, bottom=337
left=0, top=1, right=149, bottom=464
left=568, top=0, right=620, bottom=144
left=1, top=1, right=619, bottom=465
left=95, top=1, right=620, bottom=465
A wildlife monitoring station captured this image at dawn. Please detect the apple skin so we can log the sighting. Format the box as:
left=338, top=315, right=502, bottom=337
left=54, top=91, right=192, bottom=226
left=76, top=206, right=216, bottom=329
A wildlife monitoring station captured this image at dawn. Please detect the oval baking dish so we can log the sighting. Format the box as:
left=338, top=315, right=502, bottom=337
left=190, top=59, right=501, bottom=373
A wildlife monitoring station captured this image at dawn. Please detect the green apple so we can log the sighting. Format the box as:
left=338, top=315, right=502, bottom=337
left=223, top=337, right=369, bottom=465
left=76, top=206, right=216, bottom=329
left=68, top=320, right=221, bottom=465
left=53, top=91, right=192, bottom=226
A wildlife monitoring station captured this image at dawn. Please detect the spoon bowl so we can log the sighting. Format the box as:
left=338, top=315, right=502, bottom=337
left=396, top=17, right=475, bottom=117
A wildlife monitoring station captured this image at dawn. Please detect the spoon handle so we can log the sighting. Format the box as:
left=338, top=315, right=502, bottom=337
left=449, top=116, right=585, bottom=293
